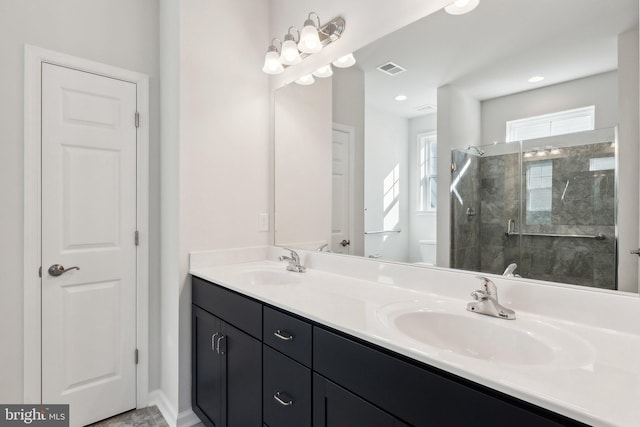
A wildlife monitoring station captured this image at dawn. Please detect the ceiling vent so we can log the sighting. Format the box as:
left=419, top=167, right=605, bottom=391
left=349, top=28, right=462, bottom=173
left=416, top=104, right=437, bottom=114
left=376, top=62, right=406, bottom=76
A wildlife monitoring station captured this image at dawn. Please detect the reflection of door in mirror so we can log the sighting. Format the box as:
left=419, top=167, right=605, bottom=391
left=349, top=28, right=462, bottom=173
left=331, top=124, right=354, bottom=254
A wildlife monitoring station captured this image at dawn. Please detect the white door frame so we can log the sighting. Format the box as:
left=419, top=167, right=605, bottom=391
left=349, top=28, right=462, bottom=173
left=23, top=45, right=150, bottom=408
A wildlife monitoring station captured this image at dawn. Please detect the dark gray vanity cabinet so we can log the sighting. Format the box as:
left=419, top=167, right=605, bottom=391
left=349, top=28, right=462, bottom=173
left=192, top=278, right=262, bottom=427
left=192, top=276, right=588, bottom=427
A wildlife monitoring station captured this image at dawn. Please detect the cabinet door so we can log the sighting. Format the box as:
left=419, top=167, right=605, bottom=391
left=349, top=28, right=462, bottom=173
left=313, top=374, right=407, bottom=427
left=192, top=306, right=262, bottom=427
left=192, top=306, right=224, bottom=427
left=224, top=320, right=262, bottom=427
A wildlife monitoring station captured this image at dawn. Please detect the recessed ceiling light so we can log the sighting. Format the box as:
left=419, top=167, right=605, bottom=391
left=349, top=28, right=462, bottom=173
left=394, top=94, right=408, bottom=102
left=444, top=0, right=480, bottom=15
left=528, top=75, right=545, bottom=83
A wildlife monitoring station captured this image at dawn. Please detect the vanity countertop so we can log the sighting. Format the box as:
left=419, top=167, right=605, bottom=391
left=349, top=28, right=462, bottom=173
left=189, top=247, right=640, bottom=427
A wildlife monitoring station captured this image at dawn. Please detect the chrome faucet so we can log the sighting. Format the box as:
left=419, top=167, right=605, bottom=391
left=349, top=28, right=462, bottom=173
left=316, top=243, right=330, bottom=252
left=467, top=277, right=516, bottom=320
left=502, top=263, right=521, bottom=277
left=279, top=248, right=306, bottom=273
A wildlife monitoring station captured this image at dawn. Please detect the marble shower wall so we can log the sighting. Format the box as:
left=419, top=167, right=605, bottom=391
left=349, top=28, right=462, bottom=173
left=450, top=141, right=616, bottom=290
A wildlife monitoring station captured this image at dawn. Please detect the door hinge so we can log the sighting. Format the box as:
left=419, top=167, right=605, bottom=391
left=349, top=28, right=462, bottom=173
left=135, top=349, right=139, bottom=364
left=135, top=111, right=140, bottom=128
left=135, top=230, right=139, bottom=246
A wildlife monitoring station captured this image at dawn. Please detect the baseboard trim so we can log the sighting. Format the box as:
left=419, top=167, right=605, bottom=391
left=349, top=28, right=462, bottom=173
left=148, top=389, right=201, bottom=427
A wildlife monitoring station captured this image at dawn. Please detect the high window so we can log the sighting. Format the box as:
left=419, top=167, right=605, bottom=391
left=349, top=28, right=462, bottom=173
left=506, top=106, right=595, bottom=142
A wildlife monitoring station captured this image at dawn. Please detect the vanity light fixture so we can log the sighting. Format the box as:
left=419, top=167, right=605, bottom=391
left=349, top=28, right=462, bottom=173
left=295, top=74, right=315, bottom=86
left=298, top=12, right=323, bottom=54
left=262, top=38, right=284, bottom=75
left=394, top=94, right=408, bottom=101
left=332, top=53, right=356, bottom=68
left=262, top=14, right=347, bottom=75
left=444, top=0, right=480, bottom=15
left=281, top=27, right=302, bottom=65
left=528, top=75, right=545, bottom=83
left=313, top=64, right=333, bottom=78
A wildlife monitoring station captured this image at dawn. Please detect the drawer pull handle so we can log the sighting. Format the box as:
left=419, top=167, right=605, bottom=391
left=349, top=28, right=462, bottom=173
left=274, top=330, right=294, bottom=341
left=274, top=391, right=293, bottom=406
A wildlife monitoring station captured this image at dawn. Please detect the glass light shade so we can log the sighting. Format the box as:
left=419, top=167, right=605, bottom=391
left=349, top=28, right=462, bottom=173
left=312, top=64, right=333, bottom=78
left=298, top=24, right=322, bottom=54
left=262, top=51, right=284, bottom=75
left=280, top=39, right=301, bottom=65
left=332, top=53, right=356, bottom=68
left=444, top=0, right=480, bottom=15
left=295, top=74, right=315, bottom=86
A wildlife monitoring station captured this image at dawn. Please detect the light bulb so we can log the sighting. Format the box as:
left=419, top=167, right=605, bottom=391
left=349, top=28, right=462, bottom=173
left=313, top=64, right=333, bottom=78
left=298, top=21, right=322, bottom=54
left=295, top=74, right=315, bottom=86
left=280, top=38, right=301, bottom=65
left=332, top=53, right=356, bottom=68
left=262, top=50, right=284, bottom=75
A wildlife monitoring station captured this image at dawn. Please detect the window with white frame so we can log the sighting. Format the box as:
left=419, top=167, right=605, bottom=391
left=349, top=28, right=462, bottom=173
left=418, top=132, right=437, bottom=212
left=506, top=106, right=595, bottom=142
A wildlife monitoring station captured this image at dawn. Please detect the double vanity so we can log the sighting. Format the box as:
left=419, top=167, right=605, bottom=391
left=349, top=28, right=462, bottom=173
left=190, top=246, right=640, bottom=426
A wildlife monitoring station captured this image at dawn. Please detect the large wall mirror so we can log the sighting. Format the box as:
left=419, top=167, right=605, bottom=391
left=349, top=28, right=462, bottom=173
left=274, top=0, right=640, bottom=293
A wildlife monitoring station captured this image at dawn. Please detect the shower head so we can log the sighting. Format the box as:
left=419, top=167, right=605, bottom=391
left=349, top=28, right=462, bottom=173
left=466, top=145, right=485, bottom=156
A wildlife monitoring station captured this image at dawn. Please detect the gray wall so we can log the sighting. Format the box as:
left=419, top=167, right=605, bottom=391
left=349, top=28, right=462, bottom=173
left=0, top=0, right=160, bottom=403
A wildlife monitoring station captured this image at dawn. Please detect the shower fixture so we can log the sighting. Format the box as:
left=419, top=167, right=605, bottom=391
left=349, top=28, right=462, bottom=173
left=466, top=145, right=485, bottom=156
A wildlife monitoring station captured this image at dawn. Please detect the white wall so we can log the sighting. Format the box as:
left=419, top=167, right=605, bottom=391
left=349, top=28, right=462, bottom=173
left=617, top=27, right=639, bottom=293
left=364, top=107, right=409, bottom=261
left=481, top=71, right=619, bottom=144
left=408, top=114, right=438, bottom=262
left=0, top=0, right=160, bottom=404
left=175, top=0, right=271, bottom=416
left=436, top=85, right=482, bottom=267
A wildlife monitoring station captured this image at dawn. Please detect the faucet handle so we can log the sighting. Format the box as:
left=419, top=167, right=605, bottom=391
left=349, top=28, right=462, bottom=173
left=470, top=289, right=488, bottom=301
left=474, top=276, right=497, bottom=298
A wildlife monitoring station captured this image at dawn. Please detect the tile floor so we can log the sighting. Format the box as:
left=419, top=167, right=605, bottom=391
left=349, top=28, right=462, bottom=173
left=87, top=406, right=204, bottom=427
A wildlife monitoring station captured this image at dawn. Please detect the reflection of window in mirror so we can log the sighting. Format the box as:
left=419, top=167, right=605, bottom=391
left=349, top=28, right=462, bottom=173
left=506, top=106, right=595, bottom=142
left=525, top=161, right=553, bottom=224
left=418, top=132, right=437, bottom=212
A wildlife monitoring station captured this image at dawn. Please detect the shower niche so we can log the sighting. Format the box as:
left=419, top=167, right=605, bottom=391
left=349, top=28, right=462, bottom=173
left=450, top=127, right=617, bottom=289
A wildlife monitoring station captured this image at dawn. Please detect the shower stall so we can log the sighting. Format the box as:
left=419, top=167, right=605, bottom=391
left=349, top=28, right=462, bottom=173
left=450, top=127, right=617, bottom=289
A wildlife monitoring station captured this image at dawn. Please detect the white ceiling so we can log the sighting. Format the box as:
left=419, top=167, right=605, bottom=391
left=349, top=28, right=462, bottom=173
left=353, top=0, right=638, bottom=118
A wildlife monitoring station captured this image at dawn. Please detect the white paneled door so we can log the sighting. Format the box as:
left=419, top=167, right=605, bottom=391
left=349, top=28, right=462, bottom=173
left=41, top=63, right=138, bottom=427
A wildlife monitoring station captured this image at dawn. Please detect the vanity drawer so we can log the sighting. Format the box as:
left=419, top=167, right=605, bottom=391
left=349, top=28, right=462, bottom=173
left=263, top=306, right=312, bottom=367
left=192, top=276, right=262, bottom=339
left=263, top=345, right=311, bottom=427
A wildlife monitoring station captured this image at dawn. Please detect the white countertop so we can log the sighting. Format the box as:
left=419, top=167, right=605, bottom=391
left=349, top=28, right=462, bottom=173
left=190, top=246, right=640, bottom=427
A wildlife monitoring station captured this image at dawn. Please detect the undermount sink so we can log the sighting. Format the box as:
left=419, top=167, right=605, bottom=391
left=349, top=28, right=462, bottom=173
left=236, top=267, right=301, bottom=286
left=378, top=302, right=593, bottom=367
